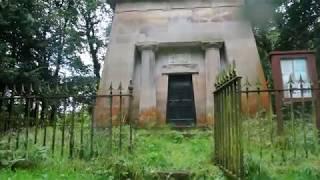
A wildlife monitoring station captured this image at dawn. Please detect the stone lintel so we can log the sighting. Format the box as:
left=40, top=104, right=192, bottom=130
left=162, top=64, right=199, bottom=75
left=136, top=41, right=224, bottom=51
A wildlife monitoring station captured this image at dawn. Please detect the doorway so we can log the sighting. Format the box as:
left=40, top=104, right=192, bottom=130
left=167, top=74, right=196, bottom=126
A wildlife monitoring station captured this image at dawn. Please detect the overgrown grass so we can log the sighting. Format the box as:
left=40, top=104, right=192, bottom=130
left=1, top=117, right=320, bottom=179
left=0, top=127, right=225, bottom=179
left=243, top=118, right=320, bottom=180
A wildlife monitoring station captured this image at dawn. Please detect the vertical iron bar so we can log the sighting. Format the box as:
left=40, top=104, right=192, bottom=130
left=16, top=96, right=24, bottom=150
left=237, top=78, right=244, bottom=179
left=268, top=91, right=275, bottom=162
left=279, top=88, right=286, bottom=163
left=90, top=97, right=96, bottom=158
left=34, top=98, right=39, bottom=144
left=288, top=76, right=296, bottom=159
left=7, top=88, right=15, bottom=145
left=80, top=105, right=84, bottom=159
left=128, top=80, right=134, bottom=153
left=119, top=83, right=123, bottom=152
left=219, top=91, right=223, bottom=165
left=24, top=92, right=31, bottom=156
left=219, top=89, right=222, bottom=166
left=109, top=84, right=113, bottom=154
left=310, top=83, right=318, bottom=153
left=0, top=89, right=3, bottom=133
left=230, top=80, right=235, bottom=174
left=226, top=83, right=230, bottom=172
left=69, top=98, right=76, bottom=159
left=299, top=76, right=308, bottom=158
left=51, top=103, right=57, bottom=156
left=245, top=82, right=250, bottom=155
left=222, top=83, right=226, bottom=169
left=42, top=99, right=48, bottom=146
left=61, top=99, right=67, bottom=157
left=256, top=83, right=262, bottom=173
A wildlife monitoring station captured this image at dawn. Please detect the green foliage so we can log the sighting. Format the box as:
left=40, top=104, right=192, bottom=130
left=243, top=117, right=320, bottom=180
left=245, top=0, right=320, bottom=80
left=0, top=128, right=225, bottom=179
left=0, top=0, right=112, bottom=91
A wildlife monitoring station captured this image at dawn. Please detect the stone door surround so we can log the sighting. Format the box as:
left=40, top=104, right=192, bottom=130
left=136, top=41, right=223, bottom=114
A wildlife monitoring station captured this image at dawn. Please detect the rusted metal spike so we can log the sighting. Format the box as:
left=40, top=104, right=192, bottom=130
left=55, top=84, right=60, bottom=94
left=118, top=82, right=123, bottom=91
left=4, top=85, right=10, bottom=97
left=109, top=82, right=113, bottom=92
left=128, top=80, right=133, bottom=92
left=217, top=74, right=221, bottom=85
left=38, top=84, right=43, bottom=94
left=228, top=63, right=233, bottom=78
left=13, top=84, right=17, bottom=94
left=231, top=60, right=236, bottom=76
left=29, top=84, right=34, bottom=94
left=298, top=74, right=305, bottom=85
left=21, top=84, right=26, bottom=94
left=223, top=69, right=227, bottom=82
left=255, top=78, right=262, bottom=89
left=264, top=76, right=270, bottom=89
left=287, top=74, right=294, bottom=85
left=226, top=67, right=231, bottom=80
left=4, top=85, right=9, bottom=92
left=244, top=76, right=251, bottom=88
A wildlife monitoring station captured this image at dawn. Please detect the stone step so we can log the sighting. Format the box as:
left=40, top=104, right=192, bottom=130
left=156, top=171, right=192, bottom=180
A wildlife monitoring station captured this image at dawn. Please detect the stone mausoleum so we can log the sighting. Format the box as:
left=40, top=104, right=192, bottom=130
left=95, top=0, right=266, bottom=127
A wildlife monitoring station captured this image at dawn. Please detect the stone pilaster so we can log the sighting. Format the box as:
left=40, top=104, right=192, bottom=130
left=202, top=42, right=223, bottom=124
left=137, top=42, right=158, bottom=112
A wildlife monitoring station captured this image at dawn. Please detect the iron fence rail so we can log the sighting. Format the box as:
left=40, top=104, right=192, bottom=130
left=0, top=82, right=134, bottom=159
left=214, top=64, right=320, bottom=179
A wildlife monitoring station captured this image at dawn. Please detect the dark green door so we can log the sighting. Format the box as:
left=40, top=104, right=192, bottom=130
left=167, top=75, right=196, bottom=126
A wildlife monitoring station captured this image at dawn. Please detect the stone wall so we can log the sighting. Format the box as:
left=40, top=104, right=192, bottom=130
left=95, top=0, right=267, bottom=127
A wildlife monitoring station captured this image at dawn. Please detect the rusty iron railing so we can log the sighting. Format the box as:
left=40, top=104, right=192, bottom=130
left=214, top=63, right=244, bottom=179
left=0, top=81, right=134, bottom=159
left=214, top=63, right=320, bottom=179
left=242, top=74, right=320, bottom=175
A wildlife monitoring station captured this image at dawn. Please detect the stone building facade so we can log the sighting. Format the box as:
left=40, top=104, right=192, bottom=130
left=95, top=0, right=266, bottom=127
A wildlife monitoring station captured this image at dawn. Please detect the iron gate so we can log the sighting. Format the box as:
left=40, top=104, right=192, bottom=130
left=213, top=65, right=244, bottom=179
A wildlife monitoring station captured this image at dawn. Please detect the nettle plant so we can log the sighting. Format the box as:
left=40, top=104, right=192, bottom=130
left=0, top=140, right=13, bottom=168
left=0, top=140, right=49, bottom=171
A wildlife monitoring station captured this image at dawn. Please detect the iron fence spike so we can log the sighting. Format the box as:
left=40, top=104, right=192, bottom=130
left=5, top=84, right=9, bottom=92
left=38, top=85, right=43, bottom=94
left=4, top=85, right=10, bottom=97
left=298, top=74, right=305, bottom=84
left=287, top=74, right=294, bottom=85
left=228, top=63, right=232, bottom=77
left=128, top=80, right=134, bottom=92
left=29, top=84, right=34, bottom=94
left=47, top=84, right=52, bottom=93
left=118, top=82, right=123, bottom=90
left=21, top=84, right=26, bottom=94
left=109, top=82, right=113, bottom=91
left=13, top=84, right=17, bottom=94
left=55, top=84, right=60, bottom=94
left=232, top=60, right=237, bottom=76
left=265, top=76, right=272, bottom=89
left=255, top=78, right=262, bottom=89
left=244, top=76, right=251, bottom=88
